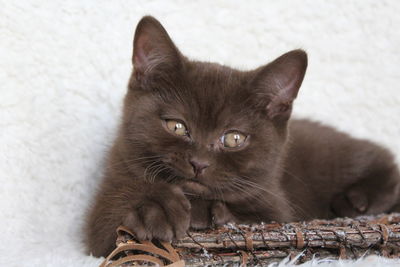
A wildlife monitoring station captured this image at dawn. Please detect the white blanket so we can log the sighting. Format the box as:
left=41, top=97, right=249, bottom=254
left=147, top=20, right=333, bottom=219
left=1, top=1, right=399, bottom=266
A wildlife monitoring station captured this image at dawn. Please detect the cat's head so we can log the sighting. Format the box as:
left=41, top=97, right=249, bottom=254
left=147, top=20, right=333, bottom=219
left=120, top=16, right=307, bottom=200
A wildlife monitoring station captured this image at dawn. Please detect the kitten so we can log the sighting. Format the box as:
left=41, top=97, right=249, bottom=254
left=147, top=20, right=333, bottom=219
left=85, top=16, right=400, bottom=257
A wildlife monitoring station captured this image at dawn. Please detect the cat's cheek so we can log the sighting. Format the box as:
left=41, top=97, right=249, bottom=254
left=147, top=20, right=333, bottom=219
left=165, top=160, right=194, bottom=180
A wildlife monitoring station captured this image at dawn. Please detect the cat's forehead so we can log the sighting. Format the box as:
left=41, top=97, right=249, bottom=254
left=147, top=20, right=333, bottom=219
left=185, top=61, right=246, bottom=94
left=162, top=61, right=258, bottom=133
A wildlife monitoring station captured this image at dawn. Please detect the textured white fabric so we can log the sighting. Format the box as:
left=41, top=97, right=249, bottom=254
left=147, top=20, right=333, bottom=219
left=1, top=1, right=399, bottom=266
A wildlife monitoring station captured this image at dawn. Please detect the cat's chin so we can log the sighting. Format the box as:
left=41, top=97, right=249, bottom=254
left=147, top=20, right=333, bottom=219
left=180, top=180, right=213, bottom=199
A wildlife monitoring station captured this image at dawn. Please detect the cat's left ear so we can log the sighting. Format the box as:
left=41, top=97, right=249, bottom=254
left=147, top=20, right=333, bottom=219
left=132, top=16, right=182, bottom=84
left=253, top=50, right=307, bottom=121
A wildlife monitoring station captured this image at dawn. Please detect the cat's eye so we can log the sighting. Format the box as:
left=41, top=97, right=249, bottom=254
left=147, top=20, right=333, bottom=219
left=165, top=120, right=188, bottom=136
left=222, top=131, right=247, bottom=148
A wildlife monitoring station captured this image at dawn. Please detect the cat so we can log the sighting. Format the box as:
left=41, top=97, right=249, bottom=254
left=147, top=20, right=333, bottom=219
left=85, top=16, right=400, bottom=257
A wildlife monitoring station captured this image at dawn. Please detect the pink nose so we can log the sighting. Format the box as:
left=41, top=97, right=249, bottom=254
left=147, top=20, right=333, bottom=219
left=189, top=159, right=209, bottom=177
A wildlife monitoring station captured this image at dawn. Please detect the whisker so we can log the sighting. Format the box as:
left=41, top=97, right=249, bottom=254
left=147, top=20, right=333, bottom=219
left=143, top=161, right=160, bottom=183
left=151, top=165, right=169, bottom=183
left=106, top=155, right=161, bottom=170
left=230, top=176, right=309, bottom=218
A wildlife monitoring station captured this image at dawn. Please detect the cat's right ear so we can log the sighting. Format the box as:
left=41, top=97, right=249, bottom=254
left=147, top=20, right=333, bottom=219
left=252, top=50, right=307, bottom=122
left=132, top=16, right=182, bottom=84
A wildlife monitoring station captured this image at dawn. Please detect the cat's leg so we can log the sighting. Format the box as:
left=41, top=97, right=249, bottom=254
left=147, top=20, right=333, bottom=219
left=331, top=164, right=400, bottom=217
left=189, top=199, right=212, bottom=229
left=85, top=179, right=191, bottom=257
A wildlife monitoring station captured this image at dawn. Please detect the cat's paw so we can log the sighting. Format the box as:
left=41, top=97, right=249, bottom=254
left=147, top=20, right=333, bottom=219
left=331, top=186, right=368, bottom=217
left=189, top=200, right=235, bottom=229
left=211, top=201, right=235, bottom=226
left=123, top=184, right=191, bottom=241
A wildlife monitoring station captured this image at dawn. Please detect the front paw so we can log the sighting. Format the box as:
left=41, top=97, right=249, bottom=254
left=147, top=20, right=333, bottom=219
left=189, top=200, right=235, bottom=229
left=211, top=201, right=235, bottom=226
left=123, top=184, right=191, bottom=241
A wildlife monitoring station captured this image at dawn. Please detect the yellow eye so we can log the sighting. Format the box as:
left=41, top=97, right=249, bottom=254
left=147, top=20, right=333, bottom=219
left=166, top=120, right=188, bottom=136
left=222, top=132, right=247, bottom=148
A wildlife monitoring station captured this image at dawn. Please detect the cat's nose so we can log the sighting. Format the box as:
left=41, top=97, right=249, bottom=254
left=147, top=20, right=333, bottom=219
left=189, top=158, right=209, bottom=177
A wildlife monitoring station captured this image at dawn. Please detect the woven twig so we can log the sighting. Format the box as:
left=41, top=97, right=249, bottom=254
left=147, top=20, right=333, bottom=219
left=100, top=213, right=400, bottom=266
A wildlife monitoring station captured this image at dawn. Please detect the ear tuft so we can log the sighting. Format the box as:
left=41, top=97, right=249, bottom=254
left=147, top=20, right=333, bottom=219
left=254, top=49, right=308, bottom=121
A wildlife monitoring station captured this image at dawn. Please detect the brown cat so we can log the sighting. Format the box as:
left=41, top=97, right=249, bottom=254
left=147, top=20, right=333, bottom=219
left=85, top=16, right=400, bottom=257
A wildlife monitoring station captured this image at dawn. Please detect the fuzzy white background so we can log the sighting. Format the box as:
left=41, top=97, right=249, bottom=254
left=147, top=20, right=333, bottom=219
left=1, top=1, right=400, bottom=266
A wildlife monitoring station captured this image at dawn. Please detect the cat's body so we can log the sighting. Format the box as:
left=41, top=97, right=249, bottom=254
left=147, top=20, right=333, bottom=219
left=85, top=16, right=400, bottom=257
left=284, top=119, right=399, bottom=220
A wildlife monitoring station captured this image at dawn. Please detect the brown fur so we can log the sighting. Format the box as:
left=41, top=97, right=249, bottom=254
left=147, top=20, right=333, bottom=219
left=85, top=16, right=400, bottom=257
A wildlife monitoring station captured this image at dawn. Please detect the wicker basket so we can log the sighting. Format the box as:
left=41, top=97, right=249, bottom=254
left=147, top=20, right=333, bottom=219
left=99, top=213, right=400, bottom=266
